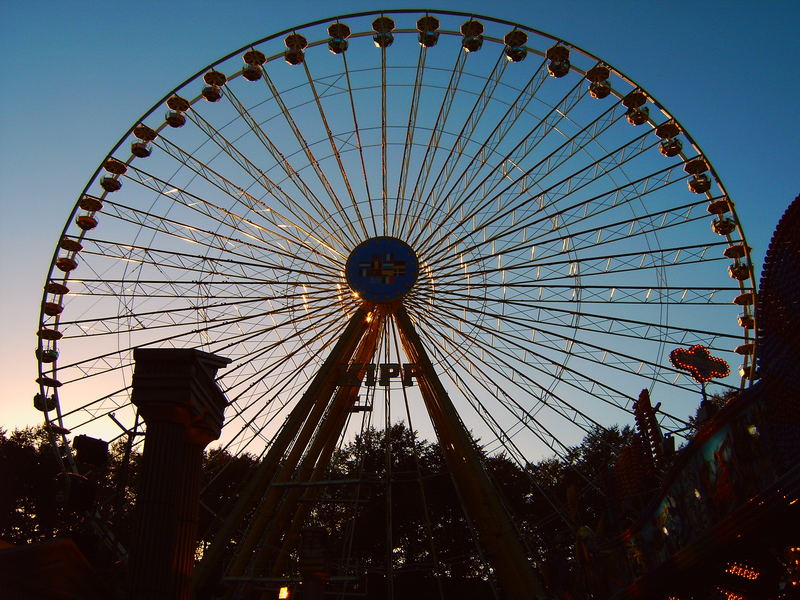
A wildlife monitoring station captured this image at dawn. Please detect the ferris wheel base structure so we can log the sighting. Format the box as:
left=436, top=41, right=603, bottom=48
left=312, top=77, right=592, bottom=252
left=115, top=318, right=546, bottom=598
left=192, top=301, right=545, bottom=598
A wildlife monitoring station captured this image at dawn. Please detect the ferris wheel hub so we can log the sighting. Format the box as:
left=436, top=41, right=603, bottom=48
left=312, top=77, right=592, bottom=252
left=345, top=236, right=419, bottom=303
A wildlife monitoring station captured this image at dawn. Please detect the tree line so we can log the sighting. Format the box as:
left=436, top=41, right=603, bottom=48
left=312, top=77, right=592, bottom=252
left=0, top=422, right=636, bottom=598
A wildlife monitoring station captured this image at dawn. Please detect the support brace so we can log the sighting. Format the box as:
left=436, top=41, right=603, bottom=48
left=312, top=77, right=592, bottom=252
left=264, top=321, right=382, bottom=582
left=194, top=308, right=370, bottom=597
left=394, top=307, right=546, bottom=599
left=239, top=314, right=382, bottom=595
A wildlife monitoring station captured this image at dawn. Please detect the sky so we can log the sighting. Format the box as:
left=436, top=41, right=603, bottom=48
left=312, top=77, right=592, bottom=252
left=1, top=0, right=798, bottom=435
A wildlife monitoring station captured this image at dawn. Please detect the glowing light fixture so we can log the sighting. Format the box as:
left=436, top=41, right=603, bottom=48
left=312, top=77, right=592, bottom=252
left=669, top=345, right=730, bottom=383
left=725, top=562, right=760, bottom=580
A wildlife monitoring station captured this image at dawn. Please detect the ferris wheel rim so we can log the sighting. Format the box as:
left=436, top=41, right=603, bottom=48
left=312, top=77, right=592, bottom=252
left=35, top=10, right=757, bottom=542
left=31, top=12, right=763, bottom=591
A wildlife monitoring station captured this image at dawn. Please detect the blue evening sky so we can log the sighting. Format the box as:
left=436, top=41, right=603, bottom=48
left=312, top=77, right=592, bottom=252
left=1, top=0, right=798, bottom=432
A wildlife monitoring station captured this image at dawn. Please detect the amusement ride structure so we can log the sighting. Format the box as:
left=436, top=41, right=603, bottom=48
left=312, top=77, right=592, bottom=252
left=32, top=10, right=771, bottom=598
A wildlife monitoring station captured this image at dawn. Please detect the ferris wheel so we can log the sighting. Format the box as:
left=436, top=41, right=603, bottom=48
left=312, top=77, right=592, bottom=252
left=35, top=9, right=756, bottom=596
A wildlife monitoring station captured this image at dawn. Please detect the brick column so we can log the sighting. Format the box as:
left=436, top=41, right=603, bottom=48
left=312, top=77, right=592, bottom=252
left=128, top=348, right=230, bottom=600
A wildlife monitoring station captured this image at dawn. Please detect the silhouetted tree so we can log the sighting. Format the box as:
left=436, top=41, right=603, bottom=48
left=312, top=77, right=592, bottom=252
left=0, top=427, right=65, bottom=544
left=2, top=422, right=633, bottom=599
left=197, top=446, right=258, bottom=555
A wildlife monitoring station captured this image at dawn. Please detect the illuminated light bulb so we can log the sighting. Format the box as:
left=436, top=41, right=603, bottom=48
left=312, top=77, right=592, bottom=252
left=278, top=587, right=290, bottom=599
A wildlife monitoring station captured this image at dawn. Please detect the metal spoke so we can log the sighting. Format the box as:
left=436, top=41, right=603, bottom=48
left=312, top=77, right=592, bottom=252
left=152, top=128, right=350, bottom=253
left=341, top=51, right=378, bottom=237
left=221, top=83, right=358, bottom=248
left=422, top=127, right=663, bottom=264
left=407, top=49, right=509, bottom=241
left=301, top=58, right=369, bottom=239
left=403, top=46, right=467, bottom=238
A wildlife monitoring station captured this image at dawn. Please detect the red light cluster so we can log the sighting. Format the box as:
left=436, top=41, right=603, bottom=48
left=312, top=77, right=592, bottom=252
left=669, top=345, right=730, bottom=383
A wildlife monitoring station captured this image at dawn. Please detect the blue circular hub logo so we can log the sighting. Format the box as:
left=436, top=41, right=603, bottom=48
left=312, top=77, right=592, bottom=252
left=346, top=237, right=419, bottom=302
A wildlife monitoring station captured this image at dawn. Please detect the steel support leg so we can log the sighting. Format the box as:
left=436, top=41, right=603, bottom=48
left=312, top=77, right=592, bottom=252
left=394, top=307, right=546, bottom=599
left=225, top=321, right=379, bottom=583
left=194, top=308, right=370, bottom=597
left=258, top=319, right=383, bottom=581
